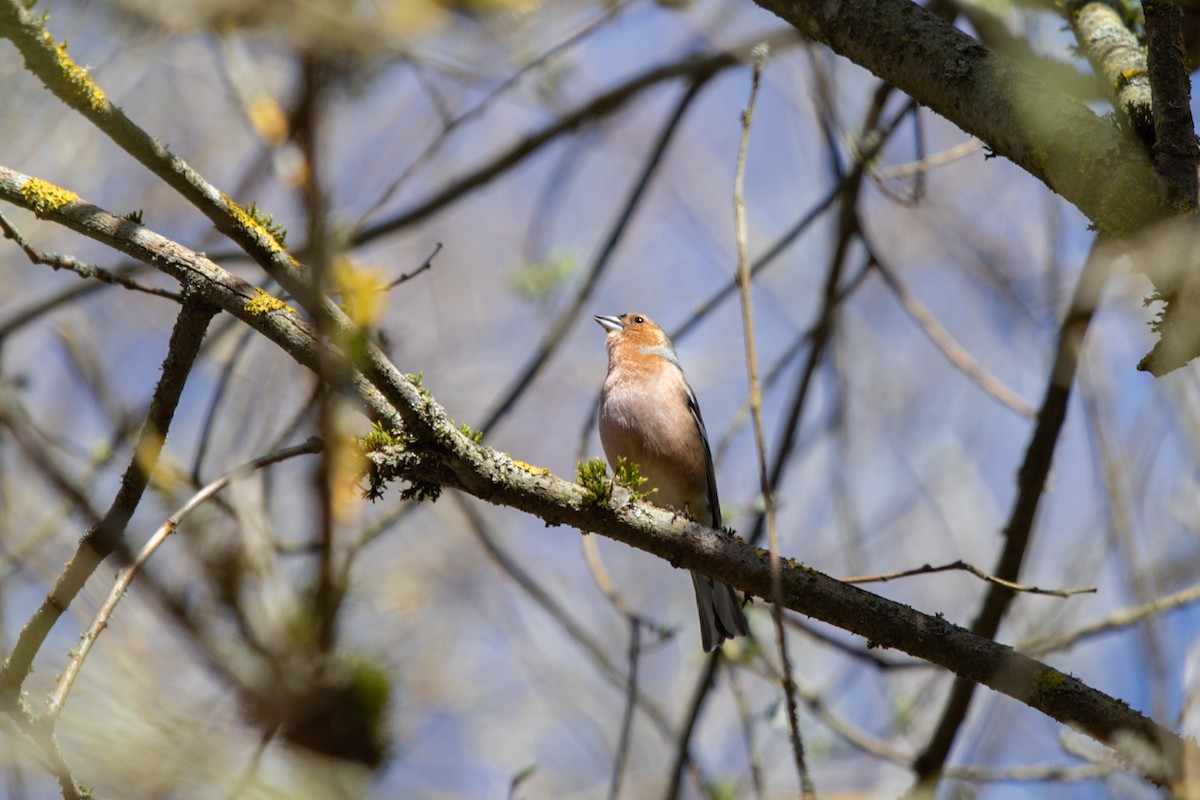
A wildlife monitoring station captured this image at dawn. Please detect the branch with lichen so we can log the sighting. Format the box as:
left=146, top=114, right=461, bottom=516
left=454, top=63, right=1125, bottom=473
left=0, top=164, right=1192, bottom=796
left=745, top=0, right=1200, bottom=372
left=1065, top=0, right=1154, bottom=145
left=0, top=0, right=306, bottom=303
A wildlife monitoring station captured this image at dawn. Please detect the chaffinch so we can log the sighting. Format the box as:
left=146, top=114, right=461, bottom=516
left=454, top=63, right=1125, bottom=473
left=595, top=312, right=749, bottom=652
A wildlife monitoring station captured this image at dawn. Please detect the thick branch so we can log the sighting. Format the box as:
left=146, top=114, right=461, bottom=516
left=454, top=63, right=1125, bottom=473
left=746, top=1, right=1200, bottom=369
left=0, top=164, right=1192, bottom=791
left=0, top=0, right=315, bottom=309
left=366, top=443, right=1191, bottom=790
left=1144, top=0, right=1200, bottom=206
left=749, top=0, right=1169, bottom=235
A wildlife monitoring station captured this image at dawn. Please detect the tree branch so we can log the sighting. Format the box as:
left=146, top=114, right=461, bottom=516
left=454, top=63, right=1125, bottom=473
left=0, top=163, right=1192, bottom=791
left=745, top=0, right=1200, bottom=373
left=910, top=238, right=1111, bottom=789
left=1143, top=0, right=1200, bottom=206
left=365, top=441, right=1192, bottom=790
left=0, top=295, right=218, bottom=698
left=1066, top=0, right=1155, bottom=146
left=748, top=0, right=1169, bottom=235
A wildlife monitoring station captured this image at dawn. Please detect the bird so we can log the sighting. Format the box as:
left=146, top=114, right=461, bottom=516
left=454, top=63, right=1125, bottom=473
left=594, top=312, right=749, bottom=652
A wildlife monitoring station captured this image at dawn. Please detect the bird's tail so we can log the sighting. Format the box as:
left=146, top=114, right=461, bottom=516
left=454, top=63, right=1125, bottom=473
left=690, top=571, right=750, bottom=653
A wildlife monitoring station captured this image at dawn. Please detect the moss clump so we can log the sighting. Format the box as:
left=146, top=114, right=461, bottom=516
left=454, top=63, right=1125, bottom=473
left=612, top=456, right=653, bottom=502
left=578, top=456, right=655, bottom=507
left=357, top=422, right=441, bottom=503
left=460, top=422, right=483, bottom=443
left=360, top=421, right=404, bottom=451
left=221, top=193, right=290, bottom=257
left=21, top=177, right=76, bottom=217
left=577, top=458, right=611, bottom=506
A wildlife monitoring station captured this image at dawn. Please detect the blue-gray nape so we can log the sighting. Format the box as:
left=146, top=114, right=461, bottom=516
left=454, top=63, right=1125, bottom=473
left=639, top=343, right=679, bottom=366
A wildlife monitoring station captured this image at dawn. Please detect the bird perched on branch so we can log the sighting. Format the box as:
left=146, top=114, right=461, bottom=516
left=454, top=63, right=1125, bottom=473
left=594, top=312, right=749, bottom=652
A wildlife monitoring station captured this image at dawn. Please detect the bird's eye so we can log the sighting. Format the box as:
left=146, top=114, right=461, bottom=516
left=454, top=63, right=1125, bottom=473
left=632, top=315, right=645, bottom=324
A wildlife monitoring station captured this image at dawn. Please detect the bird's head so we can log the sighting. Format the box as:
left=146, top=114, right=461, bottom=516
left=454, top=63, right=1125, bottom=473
left=594, top=312, right=678, bottom=363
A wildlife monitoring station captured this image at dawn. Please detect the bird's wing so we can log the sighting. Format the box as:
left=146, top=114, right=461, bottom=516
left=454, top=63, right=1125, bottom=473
left=683, top=380, right=721, bottom=529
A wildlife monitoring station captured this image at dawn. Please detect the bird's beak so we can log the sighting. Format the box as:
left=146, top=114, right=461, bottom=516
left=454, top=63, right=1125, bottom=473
left=594, top=314, right=623, bottom=333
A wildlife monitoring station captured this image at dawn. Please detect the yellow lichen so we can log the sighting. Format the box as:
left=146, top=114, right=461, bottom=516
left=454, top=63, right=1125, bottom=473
left=243, top=287, right=295, bottom=315
left=221, top=192, right=289, bottom=257
left=44, top=32, right=106, bottom=112
left=1032, top=667, right=1067, bottom=697
left=21, top=178, right=77, bottom=217
left=512, top=460, right=549, bottom=476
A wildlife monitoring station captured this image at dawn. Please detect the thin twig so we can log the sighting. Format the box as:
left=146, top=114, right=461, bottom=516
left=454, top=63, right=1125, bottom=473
left=580, top=534, right=674, bottom=641
left=0, top=280, right=105, bottom=341
left=945, top=761, right=1115, bottom=783
left=663, top=653, right=720, bottom=800
left=221, top=724, right=280, bottom=800
left=727, top=667, right=764, bottom=800
left=507, top=764, right=539, bottom=800
left=386, top=242, right=441, bottom=289
left=873, top=138, right=983, bottom=181
left=607, top=617, right=640, bottom=800
left=42, top=438, right=323, bottom=720
left=910, top=237, right=1112, bottom=789
left=1019, top=580, right=1200, bottom=657
left=731, top=43, right=814, bottom=798
left=842, top=559, right=1096, bottom=598
left=870, top=255, right=1036, bottom=418
left=0, top=210, right=181, bottom=301
left=0, top=299, right=220, bottom=698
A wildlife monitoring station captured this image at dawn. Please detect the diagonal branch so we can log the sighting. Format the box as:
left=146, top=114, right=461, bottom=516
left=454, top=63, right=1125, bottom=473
left=0, top=0, right=318, bottom=312
left=843, top=559, right=1096, bottom=598
left=910, top=239, right=1111, bottom=789
left=748, top=0, right=1168, bottom=235
left=365, top=439, right=1193, bottom=791
left=352, top=32, right=800, bottom=247
left=42, top=438, right=324, bottom=721
left=0, top=211, right=181, bottom=301
left=0, top=163, right=1192, bottom=792
left=0, top=295, right=218, bottom=699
